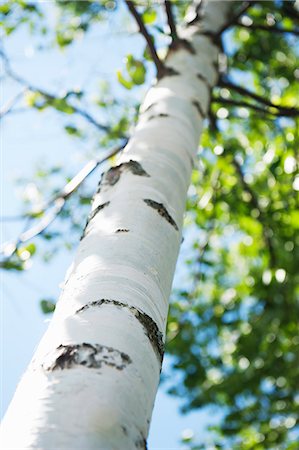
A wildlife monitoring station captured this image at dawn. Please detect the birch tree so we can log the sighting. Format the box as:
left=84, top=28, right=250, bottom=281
left=1, top=0, right=298, bottom=449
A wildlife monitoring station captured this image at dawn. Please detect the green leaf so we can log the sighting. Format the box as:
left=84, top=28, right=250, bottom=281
left=64, top=125, right=80, bottom=136
left=40, top=299, right=56, bottom=314
left=125, top=55, right=146, bottom=85
left=50, top=99, right=75, bottom=114
left=17, top=243, right=36, bottom=259
left=116, top=70, right=132, bottom=90
left=142, top=8, right=157, bottom=25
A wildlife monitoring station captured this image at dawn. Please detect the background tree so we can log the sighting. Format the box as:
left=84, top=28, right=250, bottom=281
left=1, top=1, right=298, bottom=449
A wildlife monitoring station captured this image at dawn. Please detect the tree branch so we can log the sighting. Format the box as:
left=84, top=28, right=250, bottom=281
left=216, top=1, right=255, bottom=36
left=0, top=88, right=28, bottom=118
left=0, top=49, right=110, bottom=131
left=237, top=21, right=299, bottom=36
left=125, top=1, right=164, bottom=78
left=164, top=0, right=178, bottom=41
left=212, top=97, right=280, bottom=117
left=281, top=2, right=299, bottom=23
left=218, top=79, right=299, bottom=117
left=0, top=142, right=127, bottom=258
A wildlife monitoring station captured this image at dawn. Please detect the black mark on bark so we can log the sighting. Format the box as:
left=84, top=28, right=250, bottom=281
left=42, top=343, right=131, bottom=371
left=192, top=100, right=205, bottom=118
left=212, top=60, right=219, bottom=73
left=115, top=228, right=129, bottom=233
left=147, top=113, right=169, bottom=121
left=135, top=435, right=147, bottom=450
left=158, top=66, right=180, bottom=78
left=143, top=199, right=179, bottom=231
left=197, top=72, right=211, bottom=88
left=80, top=201, right=110, bottom=240
left=202, top=30, right=222, bottom=49
left=169, top=39, right=196, bottom=54
left=97, top=160, right=150, bottom=193
left=76, top=299, right=164, bottom=363
left=88, top=202, right=110, bottom=223
left=121, top=426, right=128, bottom=436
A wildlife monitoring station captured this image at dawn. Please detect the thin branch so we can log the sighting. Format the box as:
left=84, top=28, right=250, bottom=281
left=217, top=1, right=255, bottom=36
left=237, top=21, right=299, bottom=36
left=232, top=158, right=276, bottom=268
left=164, top=1, right=178, bottom=41
left=0, top=142, right=127, bottom=258
left=0, top=88, right=27, bottom=118
left=212, top=97, right=280, bottom=117
left=281, top=3, right=299, bottom=23
left=0, top=49, right=109, bottom=131
left=218, top=79, right=299, bottom=117
left=125, top=1, right=164, bottom=78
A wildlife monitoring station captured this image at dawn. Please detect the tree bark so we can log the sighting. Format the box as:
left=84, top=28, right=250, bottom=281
left=1, top=2, right=232, bottom=449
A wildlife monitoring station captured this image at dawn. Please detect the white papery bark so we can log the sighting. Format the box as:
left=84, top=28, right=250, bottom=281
left=1, top=2, right=232, bottom=449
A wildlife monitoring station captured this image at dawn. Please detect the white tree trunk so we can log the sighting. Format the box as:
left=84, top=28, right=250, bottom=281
left=1, top=2, right=232, bottom=449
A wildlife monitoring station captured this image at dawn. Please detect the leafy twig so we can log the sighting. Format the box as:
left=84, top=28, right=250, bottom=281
left=125, top=1, right=164, bottom=78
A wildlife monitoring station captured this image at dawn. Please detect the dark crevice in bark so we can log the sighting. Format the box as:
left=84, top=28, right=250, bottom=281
left=186, top=1, right=203, bottom=26
left=75, top=299, right=164, bottom=363
left=80, top=201, right=110, bottom=240
left=169, top=38, right=196, bottom=54
left=212, top=60, right=219, bottom=75
left=41, top=343, right=132, bottom=371
left=97, top=160, right=150, bottom=194
left=201, top=30, right=223, bottom=49
left=115, top=228, right=129, bottom=233
left=192, top=100, right=205, bottom=118
left=197, top=72, right=212, bottom=88
left=147, top=113, right=169, bottom=121
left=158, top=66, right=180, bottom=79
left=143, top=199, right=179, bottom=231
left=135, top=434, right=147, bottom=450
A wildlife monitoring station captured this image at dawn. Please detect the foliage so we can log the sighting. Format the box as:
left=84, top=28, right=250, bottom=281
left=1, top=1, right=299, bottom=448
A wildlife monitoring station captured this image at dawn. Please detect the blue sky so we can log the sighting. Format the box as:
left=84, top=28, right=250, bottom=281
left=1, top=4, right=221, bottom=448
